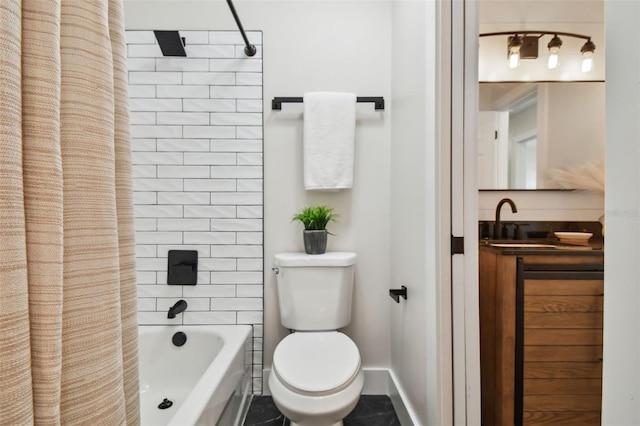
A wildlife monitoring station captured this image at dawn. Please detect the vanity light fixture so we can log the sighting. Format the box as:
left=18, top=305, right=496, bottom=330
left=480, top=31, right=596, bottom=73
left=547, top=35, right=562, bottom=69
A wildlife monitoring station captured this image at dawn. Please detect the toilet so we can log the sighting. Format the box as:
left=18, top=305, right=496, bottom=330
left=270, top=252, right=364, bottom=426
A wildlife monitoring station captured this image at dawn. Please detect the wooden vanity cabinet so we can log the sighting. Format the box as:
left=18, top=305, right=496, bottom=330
left=479, top=248, right=604, bottom=426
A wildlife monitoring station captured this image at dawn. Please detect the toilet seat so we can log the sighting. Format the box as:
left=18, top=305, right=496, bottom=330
left=272, top=332, right=361, bottom=396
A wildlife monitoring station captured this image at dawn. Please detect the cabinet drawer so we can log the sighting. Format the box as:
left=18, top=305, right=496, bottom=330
left=524, top=280, right=603, bottom=295
left=523, top=394, right=601, bottom=412
left=525, top=295, right=603, bottom=313
left=524, top=378, right=602, bottom=395
left=525, top=345, right=602, bottom=362
left=524, top=361, right=602, bottom=379
left=525, top=312, right=603, bottom=328
left=525, top=329, right=602, bottom=345
left=522, top=411, right=600, bottom=425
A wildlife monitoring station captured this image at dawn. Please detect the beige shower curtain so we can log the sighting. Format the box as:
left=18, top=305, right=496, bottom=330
left=0, top=0, right=139, bottom=424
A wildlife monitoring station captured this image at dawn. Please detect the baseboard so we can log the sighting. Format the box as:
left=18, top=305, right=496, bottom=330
left=262, top=367, right=418, bottom=425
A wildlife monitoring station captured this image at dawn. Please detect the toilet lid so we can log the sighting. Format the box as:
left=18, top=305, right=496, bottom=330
left=273, top=332, right=360, bottom=394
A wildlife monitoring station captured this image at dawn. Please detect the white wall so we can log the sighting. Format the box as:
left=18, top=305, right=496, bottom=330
left=602, top=1, right=640, bottom=423
left=124, top=0, right=393, bottom=387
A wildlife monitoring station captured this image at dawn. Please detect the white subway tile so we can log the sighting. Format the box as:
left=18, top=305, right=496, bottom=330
left=236, top=232, right=262, bottom=245
left=128, top=44, right=163, bottom=58
left=185, top=44, right=235, bottom=58
left=183, top=232, right=236, bottom=245
left=132, top=152, right=183, bottom=166
left=133, top=178, right=183, bottom=192
left=236, top=73, right=262, bottom=86
left=210, top=245, right=263, bottom=258
left=183, top=126, right=235, bottom=139
left=157, top=192, right=210, bottom=205
left=210, top=85, right=262, bottom=99
left=209, top=192, right=262, bottom=205
left=157, top=139, right=210, bottom=152
left=128, top=85, right=156, bottom=98
left=211, top=166, right=262, bottom=179
left=237, top=179, right=262, bottom=192
left=253, top=338, right=263, bottom=351
left=210, top=139, right=262, bottom=152
left=211, top=272, right=262, bottom=285
left=136, top=231, right=183, bottom=244
left=156, top=58, right=209, bottom=72
left=237, top=126, right=263, bottom=139
left=237, top=285, right=263, bottom=297
left=127, top=58, right=156, bottom=72
left=133, top=191, right=157, bottom=205
left=136, top=245, right=157, bottom=258
left=136, top=257, right=166, bottom=271
left=184, top=205, right=236, bottom=218
left=211, top=219, right=262, bottom=232
left=209, top=59, right=262, bottom=73
left=132, top=165, right=157, bottom=178
left=179, top=31, right=210, bottom=45
left=137, top=271, right=157, bottom=284
left=130, top=98, right=182, bottom=112
left=237, top=100, right=263, bottom=113
left=237, top=153, right=263, bottom=166
left=157, top=245, right=211, bottom=258
left=132, top=138, right=157, bottom=151
left=137, top=297, right=157, bottom=311
left=209, top=31, right=261, bottom=45
left=237, top=258, right=263, bottom=271
left=208, top=258, right=237, bottom=271
left=237, top=206, right=263, bottom=219
left=157, top=218, right=210, bottom=231
left=125, top=31, right=156, bottom=44
left=183, top=179, right=236, bottom=192
left=131, top=125, right=182, bottom=139
left=183, top=311, right=237, bottom=325
left=210, top=112, right=262, bottom=126
left=137, top=284, right=183, bottom=298
left=237, top=311, right=263, bottom=324
left=211, top=298, right=262, bottom=310
left=184, top=153, right=236, bottom=166
left=158, top=165, right=210, bottom=178
left=134, top=205, right=183, bottom=218
left=130, top=112, right=156, bottom=125
left=138, top=312, right=175, bottom=325
left=183, top=285, right=236, bottom=298
left=157, top=112, right=209, bottom=125
left=129, top=71, right=181, bottom=84
left=183, top=72, right=235, bottom=86
left=196, top=271, right=211, bottom=284
left=253, top=324, right=263, bottom=338
left=183, top=99, right=236, bottom=113
left=135, top=218, right=157, bottom=231
left=157, top=85, right=209, bottom=99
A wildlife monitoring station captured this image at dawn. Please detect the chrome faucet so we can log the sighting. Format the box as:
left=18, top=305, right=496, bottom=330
left=168, top=299, right=188, bottom=319
left=494, top=198, right=518, bottom=239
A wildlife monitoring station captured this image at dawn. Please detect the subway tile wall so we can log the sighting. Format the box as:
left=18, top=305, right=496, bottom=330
left=126, top=30, right=264, bottom=393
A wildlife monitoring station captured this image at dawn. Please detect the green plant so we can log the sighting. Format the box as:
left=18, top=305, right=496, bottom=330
left=291, top=205, right=338, bottom=231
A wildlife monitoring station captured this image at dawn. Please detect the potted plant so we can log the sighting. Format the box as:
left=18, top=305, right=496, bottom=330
left=291, top=205, right=338, bottom=254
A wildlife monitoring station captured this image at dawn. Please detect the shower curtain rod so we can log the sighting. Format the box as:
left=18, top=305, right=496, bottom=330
left=226, top=0, right=257, bottom=57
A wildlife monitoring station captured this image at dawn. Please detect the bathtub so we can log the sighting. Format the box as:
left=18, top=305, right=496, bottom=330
left=138, top=325, right=252, bottom=426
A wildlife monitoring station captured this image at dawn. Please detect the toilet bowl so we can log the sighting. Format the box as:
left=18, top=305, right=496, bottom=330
left=269, top=331, right=364, bottom=426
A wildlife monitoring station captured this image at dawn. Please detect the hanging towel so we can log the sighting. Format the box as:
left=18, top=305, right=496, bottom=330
left=303, top=92, right=357, bottom=190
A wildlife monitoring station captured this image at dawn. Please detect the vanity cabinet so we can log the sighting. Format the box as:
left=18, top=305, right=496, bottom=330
left=479, top=247, right=604, bottom=426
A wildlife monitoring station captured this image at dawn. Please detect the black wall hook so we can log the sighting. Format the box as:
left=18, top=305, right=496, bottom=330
left=389, top=286, right=407, bottom=303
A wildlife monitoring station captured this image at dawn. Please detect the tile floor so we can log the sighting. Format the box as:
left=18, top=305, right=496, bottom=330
left=243, top=395, right=402, bottom=426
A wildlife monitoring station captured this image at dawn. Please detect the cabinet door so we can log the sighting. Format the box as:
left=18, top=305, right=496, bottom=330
left=515, top=261, right=604, bottom=426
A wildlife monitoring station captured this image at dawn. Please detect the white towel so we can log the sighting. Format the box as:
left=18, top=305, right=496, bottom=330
left=303, top=92, right=356, bottom=190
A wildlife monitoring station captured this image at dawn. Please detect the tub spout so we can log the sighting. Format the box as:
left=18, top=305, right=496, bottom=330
left=168, top=299, right=188, bottom=319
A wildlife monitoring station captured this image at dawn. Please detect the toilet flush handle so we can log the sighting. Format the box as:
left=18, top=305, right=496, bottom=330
left=272, top=267, right=279, bottom=275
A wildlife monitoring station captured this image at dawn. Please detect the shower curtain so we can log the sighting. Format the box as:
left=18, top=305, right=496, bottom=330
left=0, top=0, right=139, bottom=424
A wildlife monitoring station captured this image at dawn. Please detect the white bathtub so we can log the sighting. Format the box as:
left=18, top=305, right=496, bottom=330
left=138, top=325, right=252, bottom=426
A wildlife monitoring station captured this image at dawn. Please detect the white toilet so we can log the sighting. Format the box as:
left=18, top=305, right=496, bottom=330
left=270, top=252, right=364, bottom=426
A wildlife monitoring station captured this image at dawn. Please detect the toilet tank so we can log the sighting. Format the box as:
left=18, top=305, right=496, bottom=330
left=273, top=252, right=356, bottom=331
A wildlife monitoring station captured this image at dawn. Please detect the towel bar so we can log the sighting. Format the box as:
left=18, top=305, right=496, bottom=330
left=272, top=96, right=385, bottom=110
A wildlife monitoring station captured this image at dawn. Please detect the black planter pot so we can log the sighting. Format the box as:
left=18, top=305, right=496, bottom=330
left=303, top=230, right=328, bottom=255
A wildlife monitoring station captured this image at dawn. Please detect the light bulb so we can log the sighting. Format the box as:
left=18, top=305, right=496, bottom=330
left=582, top=52, right=593, bottom=73
left=548, top=51, right=559, bottom=69
left=509, top=51, right=520, bottom=69
left=547, top=35, right=562, bottom=70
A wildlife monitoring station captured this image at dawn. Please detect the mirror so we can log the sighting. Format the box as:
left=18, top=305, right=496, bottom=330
left=478, top=81, right=605, bottom=190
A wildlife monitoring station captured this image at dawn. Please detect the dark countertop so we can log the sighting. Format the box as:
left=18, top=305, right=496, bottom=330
left=479, top=239, right=604, bottom=256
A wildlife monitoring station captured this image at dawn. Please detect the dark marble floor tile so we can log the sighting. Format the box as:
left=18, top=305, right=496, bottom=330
left=243, top=395, right=400, bottom=426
